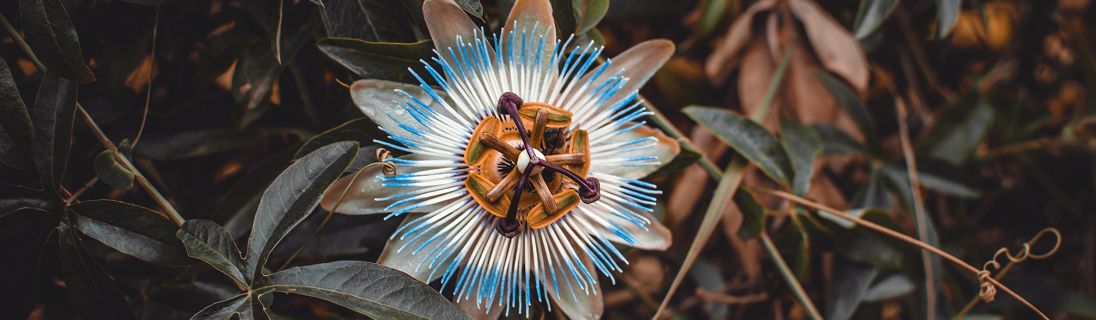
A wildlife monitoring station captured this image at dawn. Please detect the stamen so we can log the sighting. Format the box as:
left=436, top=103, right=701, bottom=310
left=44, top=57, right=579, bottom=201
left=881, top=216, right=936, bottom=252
left=492, top=92, right=602, bottom=237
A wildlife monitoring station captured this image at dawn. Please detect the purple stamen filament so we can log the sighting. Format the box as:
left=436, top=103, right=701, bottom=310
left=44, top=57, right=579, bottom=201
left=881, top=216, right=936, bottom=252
left=495, top=92, right=601, bottom=237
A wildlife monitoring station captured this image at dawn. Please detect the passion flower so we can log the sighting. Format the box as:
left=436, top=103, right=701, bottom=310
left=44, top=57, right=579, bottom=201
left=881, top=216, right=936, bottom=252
left=320, top=0, right=679, bottom=318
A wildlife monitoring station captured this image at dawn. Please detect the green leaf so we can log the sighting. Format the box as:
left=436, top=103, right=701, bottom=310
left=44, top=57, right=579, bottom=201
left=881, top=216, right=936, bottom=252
left=70, top=200, right=188, bottom=266
left=295, top=117, right=381, bottom=159
left=684, top=106, right=794, bottom=186
left=258, top=261, right=470, bottom=319
left=244, top=141, right=358, bottom=281
left=190, top=294, right=249, bottom=320
left=18, top=0, right=95, bottom=82
left=176, top=220, right=247, bottom=288
left=851, top=168, right=889, bottom=209
left=817, top=71, right=875, bottom=145
left=853, top=0, right=899, bottom=39
left=0, top=56, right=34, bottom=169
left=94, top=150, right=135, bottom=190
left=551, top=0, right=577, bottom=35
left=574, top=0, right=609, bottom=34
left=936, top=0, right=963, bottom=38
left=317, top=38, right=434, bottom=82
left=317, top=0, right=419, bottom=42
left=58, top=221, right=136, bottom=320
left=232, top=14, right=319, bottom=128
left=812, top=124, right=869, bottom=155
left=827, top=258, right=878, bottom=320
left=881, top=160, right=981, bottom=198
left=735, top=189, right=765, bottom=240
left=0, top=198, right=50, bottom=218
left=862, top=275, right=915, bottom=302
left=134, top=129, right=259, bottom=160
left=30, top=73, right=77, bottom=198
left=782, top=119, right=822, bottom=195
left=921, top=96, right=994, bottom=165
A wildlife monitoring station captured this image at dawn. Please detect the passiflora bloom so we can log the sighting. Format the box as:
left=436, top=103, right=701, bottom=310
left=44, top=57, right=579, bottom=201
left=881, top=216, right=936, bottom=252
left=320, top=0, right=679, bottom=318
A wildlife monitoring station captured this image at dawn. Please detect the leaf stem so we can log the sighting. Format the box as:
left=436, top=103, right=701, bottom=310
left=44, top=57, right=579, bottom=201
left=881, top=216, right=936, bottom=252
left=760, top=232, right=823, bottom=320
left=749, top=187, right=1051, bottom=320
left=895, top=97, right=938, bottom=317
left=77, top=105, right=185, bottom=225
left=0, top=13, right=46, bottom=71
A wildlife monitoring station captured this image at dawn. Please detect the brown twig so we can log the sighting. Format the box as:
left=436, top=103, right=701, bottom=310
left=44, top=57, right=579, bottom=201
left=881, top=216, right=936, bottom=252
left=894, top=97, right=939, bottom=317
left=954, top=228, right=1062, bottom=318
left=749, top=187, right=1053, bottom=320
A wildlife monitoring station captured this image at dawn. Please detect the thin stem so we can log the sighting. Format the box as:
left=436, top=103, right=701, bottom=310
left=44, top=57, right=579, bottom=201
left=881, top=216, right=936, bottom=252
left=131, top=6, right=160, bottom=148
left=77, top=105, right=185, bottom=225
left=895, top=97, right=938, bottom=317
left=749, top=187, right=1051, bottom=320
left=64, top=177, right=99, bottom=205
left=0, top=13, right=46, bottom=71
left=760, top=233, right=823, bottom=320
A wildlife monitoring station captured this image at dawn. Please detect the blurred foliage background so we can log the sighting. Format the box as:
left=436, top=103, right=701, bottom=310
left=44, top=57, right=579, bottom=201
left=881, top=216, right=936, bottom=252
left=0, top=0, right=1095, bottom=319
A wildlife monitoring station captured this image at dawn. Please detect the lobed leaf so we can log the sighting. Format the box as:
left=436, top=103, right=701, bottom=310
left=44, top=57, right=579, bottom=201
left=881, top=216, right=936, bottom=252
left=70, top=200, right=188, bottom=266
left=0, top=56, right=34, bottom=169
left=177, top=219, right=248, bottom=286
left=258, top=261, right=470, bottom=320
left=58, top=221, right=136, bottom=320
left=19, top=0, right=96, bottom=82
left=244, top=141, right=358, bottom=281
left=30, top=73, right=77, bottom=198
left=318, top=38, right=434, bottom=82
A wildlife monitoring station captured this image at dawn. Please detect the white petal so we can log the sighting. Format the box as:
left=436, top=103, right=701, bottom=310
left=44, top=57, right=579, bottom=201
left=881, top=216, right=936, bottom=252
left=350, top=79, right=440, bottom=135
left=545, top=255, right=603, bottom=320
left=590, top=123, right=680, bottom=179
left=423, top=0, right=480, bottom=53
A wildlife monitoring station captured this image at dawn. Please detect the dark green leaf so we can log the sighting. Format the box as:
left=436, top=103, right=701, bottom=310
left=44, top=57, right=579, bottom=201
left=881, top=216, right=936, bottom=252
left=735, top=189, right=765, bottom=240
left=295, top=117, right=382, bottom=159
left=881, top=160, right=981, bottom=198
left=782, top=119, right=822, bottom=195
left=70, top=200, right=188, bottom=266
left=862, top=275, right=915, bottom=302
left=0, top=56, right=34, bottom=168
left=851, top=168, right=889, bottom=209
left=551, top=0, right=578, bottom=35
left=19, top=0, right=95, bottom=82
left=0, top=198, right=50, bottom=218
left=684, top=106, right=794, bottom=186
left=812, top=124, right=869, bottom=155
left=574, top=0, right=609, bottom=34
left=233, top=14, right=319, bottom=127
left=94, top=150, right=135, bottom=190
left=258, top=261, right=470, bottom=320
left=134, top=129, right=259, bottom=160
left=936, top=0, right=962, bottom=38
left=317, top=0, right=419, bottom=42
left=141, top=282, right=240, bottom=320
left=853, top=0, right=899, bottom=39
left=59, top=221, right=136, bottom=320
left=317, top=38, right=434, bottom=82
left=921, top=96, right=994, bottom=165
left=817, top=71, right=875, bottom=145
left=190, top=294, right=248, bottom=320
left=30, top=73, right=77, bottom=198
left=827, top=258, right=878, bottom=320
left=689, top=260, right=728, bottom=319
left=177, top=219, right=247, bottom=286
left=244, top=141, right=358, bottom=281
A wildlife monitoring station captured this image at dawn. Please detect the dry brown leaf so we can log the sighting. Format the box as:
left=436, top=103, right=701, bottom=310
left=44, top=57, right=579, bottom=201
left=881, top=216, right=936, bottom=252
left=784, top=42, right=839, bottom=125
left=788, top=0, right=870, bottom=94
left=705, top=0, right=778, bottom=84
left=667, top=127, right=728, bottom=228
left=738, top=39, right=782, bottom=130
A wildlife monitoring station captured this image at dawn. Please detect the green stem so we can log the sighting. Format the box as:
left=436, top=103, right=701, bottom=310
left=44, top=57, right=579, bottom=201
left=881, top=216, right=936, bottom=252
left=761, top=232, right=824, bottom=320
left=77, top=106, right=185, bottom=225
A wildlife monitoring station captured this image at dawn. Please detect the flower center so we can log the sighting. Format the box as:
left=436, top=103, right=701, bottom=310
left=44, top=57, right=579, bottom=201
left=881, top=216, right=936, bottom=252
left=462, top=92, right=602, bottom=238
